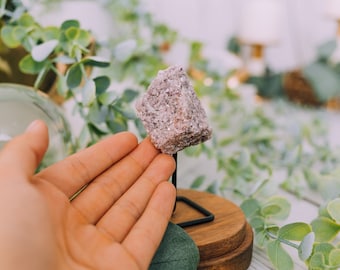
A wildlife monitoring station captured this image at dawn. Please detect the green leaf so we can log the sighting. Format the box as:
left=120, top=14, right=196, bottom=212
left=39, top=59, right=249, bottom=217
left=98, top=92, right=118, bottom=105
left=303, top=62, right=340, bottom=102
left=314, top=242, right=335, bottom=258
left=19, top=54, right=46, bottom=74
left=31, top=39, right=58, bottom=62
left=81, top=79, right=96, bottom=106
left=1, top=25, right=20, bottom=48
left=65, top=27, right=80, bottom=41
left=82, top=56, right=111, bottom=67
left=94, top=76, right=111, bottom=95
left=77, top=29, right=91, bottom=48
left=249, top=216, right=265, bottom=230
left=327, top=198, right=340, bottom=223
left=267, top=240, right=294, bottom=270
left=66, top=63, right=82, bottom=88
left=241, top=198, right=261, bottom=218
left=309, top=253, right=326, bottom=269
left=61, top=20, right=80, bottom=30
left=329, top=249, right=340, bottom=266
left=18, top=13, right=35, bottom=27
left=121, top=89, right=139, bottom=102
left=278, top=222, right=312, bottom=241
left=261, top=196, right=291, bottom=220
left=190, top=175, right=205, bottom=189
left=311, top=217, right=340, bottom=242
left=298, top=232, right=315, bottom=261
left=43, top=26, right=60, bottom=40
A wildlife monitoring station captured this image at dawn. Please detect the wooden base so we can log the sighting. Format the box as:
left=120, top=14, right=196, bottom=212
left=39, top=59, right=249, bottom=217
left=171, top=189, right=253, bottom=270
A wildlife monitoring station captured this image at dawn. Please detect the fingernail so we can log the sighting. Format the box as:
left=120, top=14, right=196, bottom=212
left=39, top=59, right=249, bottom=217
left=25, top=120, right=41, bottom=133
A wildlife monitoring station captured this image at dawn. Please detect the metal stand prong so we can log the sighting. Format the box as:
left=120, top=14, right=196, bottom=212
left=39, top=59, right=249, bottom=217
left=172, top=153, right=214, bottom=228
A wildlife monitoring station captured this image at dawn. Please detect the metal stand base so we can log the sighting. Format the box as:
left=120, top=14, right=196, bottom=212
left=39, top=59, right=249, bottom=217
left=172, top=153, right=215, bottom=228
left=175, top=195, right=214, bottom=227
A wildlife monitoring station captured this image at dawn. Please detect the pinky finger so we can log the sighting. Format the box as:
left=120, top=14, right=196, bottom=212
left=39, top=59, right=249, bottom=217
left=122, top=182, right=176, bottom=269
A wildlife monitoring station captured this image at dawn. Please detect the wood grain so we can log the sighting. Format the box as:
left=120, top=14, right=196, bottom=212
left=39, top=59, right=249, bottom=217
left=171, top=189, right=253, bottom=270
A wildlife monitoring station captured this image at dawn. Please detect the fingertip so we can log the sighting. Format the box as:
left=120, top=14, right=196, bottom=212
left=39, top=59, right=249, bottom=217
left=25, top=119, right=47, bottom=134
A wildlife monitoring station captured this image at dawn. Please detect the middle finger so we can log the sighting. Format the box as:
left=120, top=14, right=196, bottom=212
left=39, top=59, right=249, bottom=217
left=71, top=137, right=160, bottom=224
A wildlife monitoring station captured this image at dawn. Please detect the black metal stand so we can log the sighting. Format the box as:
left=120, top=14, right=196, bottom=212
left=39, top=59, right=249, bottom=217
left=172, top=153, right=214, bottom=228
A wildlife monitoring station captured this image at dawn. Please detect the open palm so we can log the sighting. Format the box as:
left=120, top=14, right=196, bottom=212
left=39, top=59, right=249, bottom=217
left=0, top=120, right=176, bottom=270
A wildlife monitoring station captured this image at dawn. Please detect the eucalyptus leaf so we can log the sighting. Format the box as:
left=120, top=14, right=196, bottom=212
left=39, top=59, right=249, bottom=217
left=311, top=217, right=340, bottom=242
left=327, top=198, right=340, bottom=223
left=314, top=243, right=335, bottom=258
left=249, top=216, right=265, bottom=230
left=190, top=175, right=205, bottom=189
left=298, top=232, right=315, bottom=261
left=329, top=249, right=340, bottom=266
left=31, top=39, right=58, bottom=62
left=309, top=253, right=326, bottom=269
left=278, top=222, right=312, bottom=241
left=241, top=198, right=260, bottom=218
left=261, top=196, right=291, bottom=220
left=267, top=240, right=294, bottom=270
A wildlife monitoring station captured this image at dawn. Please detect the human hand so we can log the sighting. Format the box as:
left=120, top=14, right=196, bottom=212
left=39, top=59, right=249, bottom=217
left=0, top=120, right=176, bottom=270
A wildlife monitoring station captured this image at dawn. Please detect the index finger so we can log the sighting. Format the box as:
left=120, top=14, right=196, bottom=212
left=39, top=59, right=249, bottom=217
left=35, top=132, right=138, bottom=197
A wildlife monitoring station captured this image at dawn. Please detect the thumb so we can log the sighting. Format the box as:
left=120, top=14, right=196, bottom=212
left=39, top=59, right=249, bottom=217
left=0, top=120, right=49, bottom=179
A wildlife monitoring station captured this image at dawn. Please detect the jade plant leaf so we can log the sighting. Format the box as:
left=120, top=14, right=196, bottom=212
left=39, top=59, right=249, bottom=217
left=61, top=20, right=80, bottom=30
left=94, top=76, right=111, bottom=95
left=66, top=63, right=82, bottom=88
left=81, top=79, right=96, bottom=106
left=1, top=25, right=20, bottom=47
left=18, top=13, right=35, bottom=27
left=82, top=56, right=111, bottom=67
left=19, top=54, right=46, bottom=74
left=98, top=92, right=117, bottom=105
left=31, top=39, right=58, bottom=62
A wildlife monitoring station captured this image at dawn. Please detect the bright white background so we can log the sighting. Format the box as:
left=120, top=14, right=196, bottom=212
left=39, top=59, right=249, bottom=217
left=144, top=0, right=338, bottom=72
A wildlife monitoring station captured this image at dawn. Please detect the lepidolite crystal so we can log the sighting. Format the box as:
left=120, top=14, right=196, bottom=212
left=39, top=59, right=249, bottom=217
left=135, top=65, right=212, bottom=154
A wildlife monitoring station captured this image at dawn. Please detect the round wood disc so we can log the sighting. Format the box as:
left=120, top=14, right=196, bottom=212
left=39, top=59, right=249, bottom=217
left=171, top=189, right=253, bottom=270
